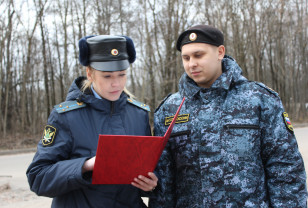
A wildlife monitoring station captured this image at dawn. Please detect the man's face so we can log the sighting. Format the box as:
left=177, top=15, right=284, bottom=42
left=181, top=43, right=225, bottom=88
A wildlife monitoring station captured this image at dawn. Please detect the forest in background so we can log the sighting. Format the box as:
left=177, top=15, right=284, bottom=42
left=0, top=0, right=307, bottom=143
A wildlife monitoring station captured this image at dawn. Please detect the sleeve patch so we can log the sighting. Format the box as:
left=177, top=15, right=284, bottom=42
left=41, top=125, right=57, bottom=146
left=282, top=112, right=294, bottom=133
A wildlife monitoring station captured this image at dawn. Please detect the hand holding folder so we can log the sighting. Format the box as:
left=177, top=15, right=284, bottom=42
left=92, top=97, right=185, bottom=184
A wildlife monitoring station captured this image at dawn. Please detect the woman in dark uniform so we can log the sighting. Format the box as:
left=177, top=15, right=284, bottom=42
left=27, top=35, right=157, bottom=208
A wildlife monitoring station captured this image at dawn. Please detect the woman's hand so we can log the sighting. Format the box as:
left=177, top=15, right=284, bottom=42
left=131, top=172, right=158, bottom=192
left=82, top=156, right=96, bottom=174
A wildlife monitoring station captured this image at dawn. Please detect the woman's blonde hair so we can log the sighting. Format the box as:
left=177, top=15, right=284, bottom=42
left=81, top=67, right=135, bottom=99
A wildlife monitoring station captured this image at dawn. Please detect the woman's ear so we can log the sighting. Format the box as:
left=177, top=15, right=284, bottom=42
left=86, top=67, right=94, bottom=81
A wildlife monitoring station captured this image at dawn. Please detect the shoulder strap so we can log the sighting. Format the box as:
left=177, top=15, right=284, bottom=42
left=154, top=93, right=172, bottom=113
left=54, top=100, right=86, bottom=114
left=253, top=81, right=279, bottom=96
left=127, top=98, right=150, bottom=112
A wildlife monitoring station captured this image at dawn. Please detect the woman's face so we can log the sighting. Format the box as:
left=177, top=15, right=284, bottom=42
left=87, top=68, right=127, bottom=101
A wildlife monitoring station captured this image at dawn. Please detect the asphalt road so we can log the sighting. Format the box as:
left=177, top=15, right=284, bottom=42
left=0, top=153, right=52, bottom=207
left=0, top=127, right=307, bottom=208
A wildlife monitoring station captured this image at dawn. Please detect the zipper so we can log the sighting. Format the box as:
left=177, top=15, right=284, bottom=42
left=224, top=124, right=260, bottom=130
left=110, top=102, right=114, bottom=116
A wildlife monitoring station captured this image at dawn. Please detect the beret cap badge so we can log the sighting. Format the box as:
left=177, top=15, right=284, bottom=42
left=111, top=49, right=119, bottom=56
left=176, top=25, right=224, bottom=51
left=189, top=33, right=197, bottom=41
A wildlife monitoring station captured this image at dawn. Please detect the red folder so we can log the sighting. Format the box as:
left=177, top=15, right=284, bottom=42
left=92, top=97, right=185, bottom=184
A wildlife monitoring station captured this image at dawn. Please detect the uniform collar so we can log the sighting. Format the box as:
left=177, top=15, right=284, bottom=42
left=83, top=92, right=127, bottom=113
left=178, top=73, right=200, bottom=100
left=91, top=85, right=102, bottom=99
left=179, top=55, right=245, bottom=100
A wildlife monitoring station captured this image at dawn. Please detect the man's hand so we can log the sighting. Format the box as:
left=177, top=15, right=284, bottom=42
left=131, top=172, right=158, bottom=192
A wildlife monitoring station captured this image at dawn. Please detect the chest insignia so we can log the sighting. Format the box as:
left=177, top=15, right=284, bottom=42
left=165, top=114, right=190, bottom=126
left=42, top=125, right=57, bottom=146
left=282, top=112, right=294, bottom=133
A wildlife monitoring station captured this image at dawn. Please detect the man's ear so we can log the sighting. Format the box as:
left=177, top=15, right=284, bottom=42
left=218, top=45, right=225, bottom=60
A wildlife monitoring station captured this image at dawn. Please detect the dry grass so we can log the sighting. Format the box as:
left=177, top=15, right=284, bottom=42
left=0, top=134, right=40, bottom=150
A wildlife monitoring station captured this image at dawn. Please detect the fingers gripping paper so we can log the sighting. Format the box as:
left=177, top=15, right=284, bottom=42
left=92, top=97, right=185, bottom=184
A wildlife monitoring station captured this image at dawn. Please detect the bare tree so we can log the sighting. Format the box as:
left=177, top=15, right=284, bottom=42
left=2, top=0, right=14, bottom=137
left=57, top=0, right=70, bottom=97
left=0, top=0, right=307, bottom=142
left=295, top=0, right=308, bottom=120
left=37, top=0, right=50, bottom=116
left=93, top=0, right=114, bottom=34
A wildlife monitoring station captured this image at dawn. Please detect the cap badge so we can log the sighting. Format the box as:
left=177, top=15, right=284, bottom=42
left=189, top=33, right=197, bottom=41
left=111, top=49, right=119, bottom=56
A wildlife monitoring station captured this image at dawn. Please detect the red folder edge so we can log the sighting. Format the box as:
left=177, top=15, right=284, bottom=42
left=92, top=97, right=185, bottom=184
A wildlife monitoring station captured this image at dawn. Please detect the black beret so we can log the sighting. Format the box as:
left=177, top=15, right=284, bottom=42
left=78, top=35, right=136, bottom=71
left=176, top=25, right=224, bottom=51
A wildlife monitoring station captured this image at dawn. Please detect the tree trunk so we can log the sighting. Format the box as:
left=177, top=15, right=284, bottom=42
left=3, top=4, right=14, bottom=137
left=39, top=0, right=50, bottom=117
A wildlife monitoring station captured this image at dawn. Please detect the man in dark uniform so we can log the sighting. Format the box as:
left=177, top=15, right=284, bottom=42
left=149, top=25, right=307, bottom=208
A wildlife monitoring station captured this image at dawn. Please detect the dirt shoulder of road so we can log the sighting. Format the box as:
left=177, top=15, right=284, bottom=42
left=0, top=134, right=39, bottom=155
left=294, top=122, right=308, bottom=128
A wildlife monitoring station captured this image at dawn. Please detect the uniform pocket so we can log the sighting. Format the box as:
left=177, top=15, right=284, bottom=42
left=223, top=124, right=261, bottom=160
left=169, top=130, right=201, bottom=185
left=170, top=130, right=191, bottom=138
left=169, top=130, right=193, bottom=168
left=223, top=124, right=266, bottom=203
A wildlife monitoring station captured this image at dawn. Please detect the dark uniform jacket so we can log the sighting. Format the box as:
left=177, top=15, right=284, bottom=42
left=27, top=77, right=151, bottom=208
left=149, top=56, right=307, bottom=208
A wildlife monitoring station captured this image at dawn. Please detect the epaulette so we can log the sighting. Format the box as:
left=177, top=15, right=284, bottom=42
left=127, top=98, right=150, bottom=112
left=254, top=82, right=279, bottom=96
left=154, top=93, right=172, bottom=113
left=54, top=100, right=86, bottom=114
